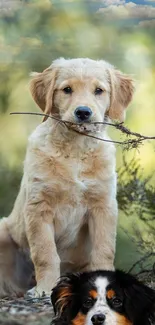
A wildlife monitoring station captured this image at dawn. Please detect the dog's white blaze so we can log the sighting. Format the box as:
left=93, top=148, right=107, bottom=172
left=85, top=277, right=117, bottom=325
left=95, top=277, right=109, bottom=302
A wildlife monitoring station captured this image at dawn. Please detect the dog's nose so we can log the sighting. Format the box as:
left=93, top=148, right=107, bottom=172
left=74, top=106, right=92, bottom=122
left=91, top=314, right=106, bottom=325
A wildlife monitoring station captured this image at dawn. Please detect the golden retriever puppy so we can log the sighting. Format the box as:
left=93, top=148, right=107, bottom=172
left=0, top=58, right=134, bottom=297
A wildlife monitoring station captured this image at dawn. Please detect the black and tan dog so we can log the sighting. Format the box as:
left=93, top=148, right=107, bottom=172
left=51, top=270, right=155, bottom=325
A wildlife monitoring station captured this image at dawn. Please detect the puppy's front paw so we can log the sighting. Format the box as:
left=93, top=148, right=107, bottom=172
left=26, top=286, right=51, bottom=298
left=26, top=286, right=37, bottom=298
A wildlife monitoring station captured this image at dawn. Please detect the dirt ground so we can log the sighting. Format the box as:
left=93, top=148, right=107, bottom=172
left=0, top=296, right=53, bottom=325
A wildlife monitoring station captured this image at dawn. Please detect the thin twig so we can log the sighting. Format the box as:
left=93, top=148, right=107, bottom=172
left=10, top=112, right=124, bottom=145
left=128, top=252, right=155, bottom=273
left=10, top=111, right=155, bottom=148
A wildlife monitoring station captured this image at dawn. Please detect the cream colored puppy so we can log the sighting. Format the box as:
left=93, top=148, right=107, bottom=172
left=0, top=58, right=134, bottom=297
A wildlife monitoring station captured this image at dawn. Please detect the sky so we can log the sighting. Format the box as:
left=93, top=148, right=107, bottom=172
left=92, top=0, right=155, bottom=28
left=129, top=0, right=155, bottom=5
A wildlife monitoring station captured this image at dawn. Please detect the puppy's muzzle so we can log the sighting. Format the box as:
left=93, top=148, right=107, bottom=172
left=74, top=106, right=92, bottom=122
left=91, top=314, right=106, bottom=325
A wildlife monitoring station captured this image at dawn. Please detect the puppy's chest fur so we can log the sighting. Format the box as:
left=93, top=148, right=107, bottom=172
left=60, top=151, right=103, bottom=191
left=29, top=123, right=115, bottom=204
left=28, top=132, right=116, bottom=248
left=46, top=148, right=111, bottom=249
left=42, top=144, right=114, bottom=202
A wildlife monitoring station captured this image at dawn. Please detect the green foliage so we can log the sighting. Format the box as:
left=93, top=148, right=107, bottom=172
left=118, top=158, right=155, bottom=219
left=0, top=156, right=22, bottom=216
left=117, top=157, right=155, bottom=274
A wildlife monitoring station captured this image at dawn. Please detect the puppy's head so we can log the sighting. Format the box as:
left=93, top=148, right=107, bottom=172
left=51, top=270, right=155, bottom=325
left=30, top=58, right=134, bottom=131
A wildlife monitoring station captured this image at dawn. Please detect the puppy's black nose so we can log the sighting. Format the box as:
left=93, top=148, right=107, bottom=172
left=74, top=106, right=92, bottom=122
left=91, top=314, right=106, bottom=325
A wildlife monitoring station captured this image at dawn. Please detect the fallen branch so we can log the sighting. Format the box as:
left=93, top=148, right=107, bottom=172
left=10, top=112, right=155, bottom=149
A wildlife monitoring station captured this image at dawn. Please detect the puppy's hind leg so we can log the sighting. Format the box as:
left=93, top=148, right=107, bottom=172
left=0, top=218, right=34, bottom=297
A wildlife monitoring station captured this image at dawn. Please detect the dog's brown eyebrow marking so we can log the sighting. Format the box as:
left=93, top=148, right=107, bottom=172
left=106, top=289, right=116, bottom=299
left=89, top=289, right=98, bottom=299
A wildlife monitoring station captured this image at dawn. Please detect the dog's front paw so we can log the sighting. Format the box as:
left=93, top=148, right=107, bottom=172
left=26, top=286, right=51, bottom=298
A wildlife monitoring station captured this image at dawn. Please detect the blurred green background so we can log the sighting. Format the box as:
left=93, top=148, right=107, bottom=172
left=0, top=0, right=155, bottom=273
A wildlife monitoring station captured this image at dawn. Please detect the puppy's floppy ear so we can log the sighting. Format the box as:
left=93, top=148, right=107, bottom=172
left=30, top=66, right=57, bottom=121
left=51, top=273, right=80, bottom=317
left=115, top=270, right=155, bottom=324
left=107, top=68, right=135, bottom=122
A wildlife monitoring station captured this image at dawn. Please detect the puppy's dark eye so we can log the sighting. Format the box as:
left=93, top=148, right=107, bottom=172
left=111, top=297, right=122, bottom=307
left=94, top=88, right=104, bottom=95
left=83, top=298, right=94, bottom=309
left=63, top=87, right=72, bottom=94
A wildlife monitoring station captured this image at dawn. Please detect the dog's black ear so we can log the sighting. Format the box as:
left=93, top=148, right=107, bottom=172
left=51, top=273, right=80, bottom=318
left=115, top=270, right=155, bottom=325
